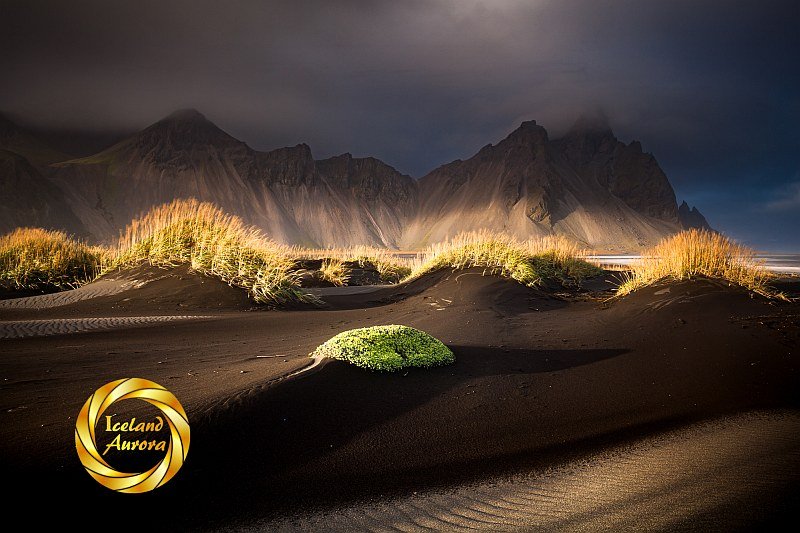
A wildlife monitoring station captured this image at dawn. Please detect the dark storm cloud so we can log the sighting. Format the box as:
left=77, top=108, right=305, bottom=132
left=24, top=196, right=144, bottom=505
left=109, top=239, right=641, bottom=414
left=1, top=0, right=798, bottom=248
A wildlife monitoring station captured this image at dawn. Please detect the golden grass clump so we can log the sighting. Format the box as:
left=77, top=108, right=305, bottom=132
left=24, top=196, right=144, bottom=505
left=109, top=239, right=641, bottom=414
left=0, top=227, right=105, bottom=290
left=335, top=246, right=413, bottom=283
left=0, top=204, right=602, bottom=302
left=408, top=230, right=601, bottom=286
left=319, top=258, right=350, bottom=286
left=112, top=199, right=309, bottom=305
left=291, top=245, right=412, bottom=283
left=616, top=229, right=774, bottom=297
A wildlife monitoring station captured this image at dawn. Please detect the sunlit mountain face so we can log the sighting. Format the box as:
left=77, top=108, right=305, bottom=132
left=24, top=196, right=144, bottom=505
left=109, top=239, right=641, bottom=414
left=1, top=110, right=708, bottom=250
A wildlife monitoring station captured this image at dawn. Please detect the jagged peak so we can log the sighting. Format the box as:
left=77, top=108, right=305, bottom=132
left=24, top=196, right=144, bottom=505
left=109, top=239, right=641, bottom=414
left=678, top=200, right=703, bottom=211
left=327, top=152, right=353, bottom=161
left=290, top=143, right=313, bottom=156
left=677, top=200, right=713, bottom=231
left=501, top=120, right=549, bottom=145
left=628, top=140, right=643, bottom=153
left=261, top=143, right=314, bottom=161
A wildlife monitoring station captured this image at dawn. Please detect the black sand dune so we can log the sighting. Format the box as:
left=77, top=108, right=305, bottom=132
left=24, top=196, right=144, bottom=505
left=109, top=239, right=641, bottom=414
left=1, top=268, right=798, bottom=530
left=0, top=264, right=255, bottom=320
left=258, top=410, right=800, bottom=532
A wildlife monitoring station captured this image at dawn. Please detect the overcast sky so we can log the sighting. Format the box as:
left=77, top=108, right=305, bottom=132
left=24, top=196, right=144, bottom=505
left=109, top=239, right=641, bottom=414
left=2, top=0, right=798, bottom=249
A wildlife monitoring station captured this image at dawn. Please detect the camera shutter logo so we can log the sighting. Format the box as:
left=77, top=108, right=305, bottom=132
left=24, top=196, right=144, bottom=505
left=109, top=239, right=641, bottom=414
left=75, top=378, right=190, bottom=493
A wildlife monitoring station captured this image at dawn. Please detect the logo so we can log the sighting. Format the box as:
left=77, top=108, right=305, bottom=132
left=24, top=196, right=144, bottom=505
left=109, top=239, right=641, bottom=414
left=75, top=378, right=190, bottom=493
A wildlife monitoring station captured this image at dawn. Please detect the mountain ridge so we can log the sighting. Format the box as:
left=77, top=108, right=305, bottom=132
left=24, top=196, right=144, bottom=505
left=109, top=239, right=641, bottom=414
left=0, top=110, right=711, bottom=250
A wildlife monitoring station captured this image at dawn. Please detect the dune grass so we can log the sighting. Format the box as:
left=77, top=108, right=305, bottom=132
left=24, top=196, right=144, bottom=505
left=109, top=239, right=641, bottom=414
left=407, top=230, right=602, bottom=287
left=0, top=202, right=605, bottom=303
left=616, top=229, right=775, bottom=297
left=319, top=258, right=350, bottom=286
left=291, top=245, right=412, bottom=283
left=338, top=246, right=412, bottom=283
left=110, top=199, right=311, bottom=305
left=311, top=325, right=455, bottom=372
left=0, top=228, right=105, bottom=290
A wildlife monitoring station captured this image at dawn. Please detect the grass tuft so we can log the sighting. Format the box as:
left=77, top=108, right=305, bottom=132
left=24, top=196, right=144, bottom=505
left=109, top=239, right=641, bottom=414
left=0, top=228, right=105, bottom=291
left=291, top=245, right=412, bottom=283
left=616, top=229, right=776, bottom=297
left=319, top=258, right=350, bottom=286
left=111, top=199, right=312, bottom=305
left=0, top=204, right=606, bottom=303
left=311, top=325, right=455, bottom=372
left=407, top=230, right=602, bottom=287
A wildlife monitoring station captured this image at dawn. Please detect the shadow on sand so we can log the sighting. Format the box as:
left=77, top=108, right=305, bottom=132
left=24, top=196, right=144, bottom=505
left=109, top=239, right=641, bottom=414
left=168, top=345, right=629, bottom=524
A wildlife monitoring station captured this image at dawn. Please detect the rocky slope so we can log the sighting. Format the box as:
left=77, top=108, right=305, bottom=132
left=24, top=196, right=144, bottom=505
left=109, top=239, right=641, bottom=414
left=1, top=110, right=709, bottom=249
left=0, top=116, right=87, bottom=236
left=405, top=118, right=690, bottom=249
left=49, top=110, right=416, bottom=246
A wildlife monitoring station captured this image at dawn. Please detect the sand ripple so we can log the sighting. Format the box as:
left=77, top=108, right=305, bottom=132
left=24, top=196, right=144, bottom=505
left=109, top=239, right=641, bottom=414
left=256, top=411, right=800, bottom=532
left=0, top=315, right=213, bottom=339
left=0, top=279, right=137, bottom=310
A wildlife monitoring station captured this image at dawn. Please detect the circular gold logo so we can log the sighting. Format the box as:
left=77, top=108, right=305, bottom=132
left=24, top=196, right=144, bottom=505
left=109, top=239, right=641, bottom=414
left=75, top=378, right=190, bottom=493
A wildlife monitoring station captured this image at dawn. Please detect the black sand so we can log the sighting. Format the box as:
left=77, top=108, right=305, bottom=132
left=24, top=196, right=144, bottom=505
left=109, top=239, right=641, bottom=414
left=1, top=268, right=798, bottom=529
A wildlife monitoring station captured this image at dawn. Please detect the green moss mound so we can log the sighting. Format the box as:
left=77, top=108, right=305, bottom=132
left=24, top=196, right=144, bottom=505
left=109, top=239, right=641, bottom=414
left=312, top=325, right=455, bottom=372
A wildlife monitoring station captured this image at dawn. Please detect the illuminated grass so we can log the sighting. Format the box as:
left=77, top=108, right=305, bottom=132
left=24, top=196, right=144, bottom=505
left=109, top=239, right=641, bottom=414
left=407, top=230, right=602, bottom=287
left=311, top=325, right=454, bottom=372
left=0, top=228, right=105, bottom=290
left=1, top=204, right=603, bottom=302
left=291, top=245, right=412, bottom=283
left=616, top=229, right=776, bottom=297
left=111, top=199, right=311, bottom=305
left=319, top=258, right=350, bottom=286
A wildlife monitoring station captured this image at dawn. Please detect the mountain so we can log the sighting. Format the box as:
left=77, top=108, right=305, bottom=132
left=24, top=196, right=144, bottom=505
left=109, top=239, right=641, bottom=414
left=0, top=114, right=71, bottom=165
left=405, top=118, right=691, bottom=249
left=50, top=109, right=415, bottom=246
left=678, top=201, right=713, bottom=231
left=1, top=109, right=710, bottom=249
left=0, top=115, right=87, bottom=236
left=0, top=150, right=86, bottom=236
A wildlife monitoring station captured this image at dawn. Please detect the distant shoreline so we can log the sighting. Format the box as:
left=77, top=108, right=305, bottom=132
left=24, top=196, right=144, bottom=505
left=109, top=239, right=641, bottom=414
left=587, top=254, right=800, bottom=274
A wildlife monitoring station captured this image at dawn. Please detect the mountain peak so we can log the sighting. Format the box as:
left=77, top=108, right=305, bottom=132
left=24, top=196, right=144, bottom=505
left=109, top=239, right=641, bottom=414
left=502, top=120, right=548, bottom=145
left=142, top=108, right=236, bottom=144
left=161, top=108, right=207, bottom=123
left=99, top=108, right=246, bottom=160
left=678, top=201, right=713, bottom=231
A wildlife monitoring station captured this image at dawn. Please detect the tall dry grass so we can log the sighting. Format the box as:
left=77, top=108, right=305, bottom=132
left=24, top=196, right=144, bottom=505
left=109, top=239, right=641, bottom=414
left=318, top=258, right=350, bottom=286
left=0, top=228, right=105, bottom=290
left=616, top=229, right=774, bottom=297
left=290, top=245, right=413, bottom=283
left=407, top=230, right=601, bottom=286
left=111, top=199, right=310, bottom=304
left=0, top=203, right=606, bottom=301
